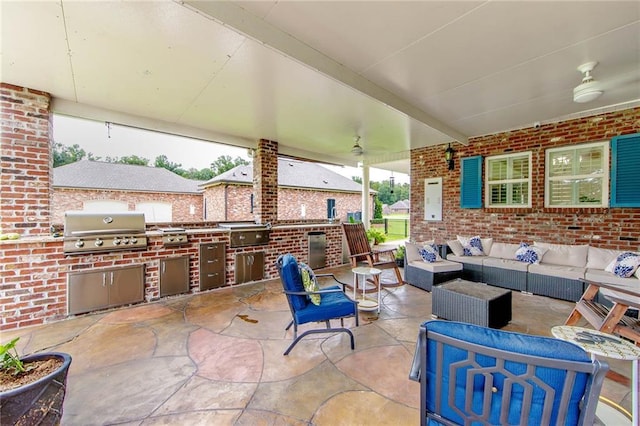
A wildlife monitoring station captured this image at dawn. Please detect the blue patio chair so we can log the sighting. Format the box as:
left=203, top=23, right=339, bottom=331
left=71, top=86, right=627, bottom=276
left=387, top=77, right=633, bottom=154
left=409, top=320, right=608, bottom=426
left=276, top=254, right=359, bottom=355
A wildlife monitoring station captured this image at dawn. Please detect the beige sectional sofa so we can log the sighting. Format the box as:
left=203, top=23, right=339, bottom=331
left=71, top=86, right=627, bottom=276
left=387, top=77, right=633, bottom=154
left=406, top=238, right=640, bottom=303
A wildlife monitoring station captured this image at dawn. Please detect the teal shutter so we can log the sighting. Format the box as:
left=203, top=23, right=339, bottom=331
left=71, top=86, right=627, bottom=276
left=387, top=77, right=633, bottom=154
left=611, top=133, right=640, bottom=207
left=461, top=156, right=483, bottom=208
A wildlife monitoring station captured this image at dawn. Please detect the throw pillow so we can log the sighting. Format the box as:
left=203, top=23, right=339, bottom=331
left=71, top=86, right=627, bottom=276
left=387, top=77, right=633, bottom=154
left=605, top=252, right=640, bottom=278
left=515, top=243, right=546, bottom=264
left=418, top=245, right=441, bottom=263
left=446, top=239, right=464, bottom=257
left=458, top=235, right=484, bottom=256
left=299, top=263, right=321, bottom=305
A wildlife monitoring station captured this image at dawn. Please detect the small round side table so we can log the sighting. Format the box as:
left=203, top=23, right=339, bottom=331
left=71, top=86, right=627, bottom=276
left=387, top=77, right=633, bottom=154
left=351, top=267, right=382, bottom=313
left=551, top=325, right=640, bottom=426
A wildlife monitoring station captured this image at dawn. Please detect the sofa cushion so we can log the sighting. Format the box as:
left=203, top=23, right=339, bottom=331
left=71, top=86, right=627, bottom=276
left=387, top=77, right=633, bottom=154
left=483, top=257, right=529, bottom=272
left=528, top=263, right=586, bottom=280
left=407, top=259, right=462, bottom=273
left=447, top=240, right=464, bottom=257
left=514, top=243, right=547, bottom=264
left=418, top=245, right=442, bottom=263
left=488, top=242, right=521, bottom=260
left=586, top=247, right=622, bottom=270
left=605, top=252, right=640, bottom=278
left=586, top=268, right=640, bottom=288
left=533, top=242, right=588, bottom=268
left=447, top=254, right=485, bottom=266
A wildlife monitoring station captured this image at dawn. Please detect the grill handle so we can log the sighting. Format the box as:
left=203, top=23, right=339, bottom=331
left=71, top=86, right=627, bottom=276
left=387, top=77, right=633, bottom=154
left=69, top=228, right=145, bottom=236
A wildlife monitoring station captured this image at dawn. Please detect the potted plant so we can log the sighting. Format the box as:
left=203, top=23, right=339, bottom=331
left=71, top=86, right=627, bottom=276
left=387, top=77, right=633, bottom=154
left=366, top=227, right=387, bottom=246
left=394, top=245, right=406, bottom=267
left=0, top=337, right=72, bottom=425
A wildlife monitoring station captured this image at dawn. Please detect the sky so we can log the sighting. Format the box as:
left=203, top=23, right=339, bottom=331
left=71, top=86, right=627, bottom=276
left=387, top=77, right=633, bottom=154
left=52, top=115, right=409, bottom=184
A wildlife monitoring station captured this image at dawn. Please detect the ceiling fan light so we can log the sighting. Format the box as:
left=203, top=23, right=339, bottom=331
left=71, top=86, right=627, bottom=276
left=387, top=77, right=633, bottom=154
left=351, top=143, right=363, bottom=155
left=573, top=81, right=603, bottom=103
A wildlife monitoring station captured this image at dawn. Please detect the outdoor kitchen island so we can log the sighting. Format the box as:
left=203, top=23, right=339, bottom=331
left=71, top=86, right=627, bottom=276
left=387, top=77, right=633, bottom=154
left=0, top=222, right=345, bottom=330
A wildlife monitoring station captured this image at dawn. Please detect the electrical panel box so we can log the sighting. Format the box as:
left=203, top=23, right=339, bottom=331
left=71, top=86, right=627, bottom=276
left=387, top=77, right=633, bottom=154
left=424, top=177, right=443, bottom=221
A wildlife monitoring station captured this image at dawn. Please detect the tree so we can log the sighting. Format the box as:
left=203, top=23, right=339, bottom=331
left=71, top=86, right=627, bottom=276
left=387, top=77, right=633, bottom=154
left=373, top=196, right=383, bottom=219
left=108, top=155, right=149, bottom=166
left=53, top=143, right=99, bottom=167
left=351, top=176, right=362, bottom=184
left=210, top=155, right=249, bottom=176
left=154, top=155, right=184, bottom=174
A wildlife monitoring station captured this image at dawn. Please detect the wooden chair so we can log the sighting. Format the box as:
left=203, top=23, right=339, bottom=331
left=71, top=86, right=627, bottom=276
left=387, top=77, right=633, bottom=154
left=341, top=222, right=404, bottom=288
left=565, top=279, right=640, bottom=346
left=410, top=320, right=608, bottom=426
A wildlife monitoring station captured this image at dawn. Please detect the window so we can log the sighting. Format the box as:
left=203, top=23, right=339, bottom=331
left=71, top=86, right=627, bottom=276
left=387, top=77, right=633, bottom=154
left=485, top=152, right=531, bottom=208
left=545, top=141, right=609, bottom=208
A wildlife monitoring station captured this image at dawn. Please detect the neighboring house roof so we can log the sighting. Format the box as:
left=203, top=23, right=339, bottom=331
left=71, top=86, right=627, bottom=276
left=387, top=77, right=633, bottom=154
left=390, top=200, right=410, bottom=210
left=53, top=160, right=202, bottom=194
left=202, top=158, right=372, bottom=193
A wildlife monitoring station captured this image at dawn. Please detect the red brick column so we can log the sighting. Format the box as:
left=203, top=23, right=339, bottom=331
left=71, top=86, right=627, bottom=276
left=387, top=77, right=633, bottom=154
left=253, top=139, right=278, bottom=225
left=0, top=83, right=52, bottom=235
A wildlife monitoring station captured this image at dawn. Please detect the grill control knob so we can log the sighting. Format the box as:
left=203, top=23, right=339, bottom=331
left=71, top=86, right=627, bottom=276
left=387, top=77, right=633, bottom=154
left=95, top=238, right=103, bottom=247
left=113, top=238, right=121, bottom=245
left=122, top=239, right=129, bottom=244
left=75, top=240, right=85, bottom=248
left=130, top=237, right=137, bottom=244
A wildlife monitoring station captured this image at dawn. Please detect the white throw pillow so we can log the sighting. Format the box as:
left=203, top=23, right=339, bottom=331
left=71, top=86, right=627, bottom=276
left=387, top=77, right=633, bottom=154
left=457, top=235, right=484, bottom=256
left=418, top=244, right=442, bottom=263
left=514, top=243, right=547, bottom=264
left=605, top=252, right=640, bottom=278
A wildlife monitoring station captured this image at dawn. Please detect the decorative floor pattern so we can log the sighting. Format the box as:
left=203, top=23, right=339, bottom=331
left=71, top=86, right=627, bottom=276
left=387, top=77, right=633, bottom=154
left=4, top=265, right=634, bottom=425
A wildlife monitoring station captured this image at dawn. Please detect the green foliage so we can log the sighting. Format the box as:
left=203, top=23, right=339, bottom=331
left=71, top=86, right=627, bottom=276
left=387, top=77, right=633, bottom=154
left=154, top=155, right=184, bottom=174
left=351, top=176, right=362, bottom=184
left=370, top=218, right=384, bottom=225
left=365, top=227, right=386, bottom=245
left=394, top=245, right=406, bottom=260
left=107, top=155, right=150, bottom=166
left=53, top=143, right=99, bottom=167
left=210, top=155, right=249, bottom=176
left=1, top=337, right=25, bottom=375
left=373, top=196, right=383, bottom=219
left=374, top=180, right=410, bottom=206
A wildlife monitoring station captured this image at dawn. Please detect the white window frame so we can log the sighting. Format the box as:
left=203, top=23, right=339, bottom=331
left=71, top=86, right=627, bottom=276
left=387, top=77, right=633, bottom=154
left=484, top=152, right=532, bottom=208
left=545, top=141, right=609, bottom=208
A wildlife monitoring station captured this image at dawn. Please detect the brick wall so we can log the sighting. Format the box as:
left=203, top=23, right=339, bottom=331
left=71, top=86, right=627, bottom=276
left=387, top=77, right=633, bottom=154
left=204, top=184, right=253, bottom=221
left=51, top=188, right=203, bottom=224
left=410, top=107, right=640, bottom=250
left=278, top=188, right=367, bottom=221
left=0, top=83, right=52, bottom=235
left=254, top=139, right=278, bottom=224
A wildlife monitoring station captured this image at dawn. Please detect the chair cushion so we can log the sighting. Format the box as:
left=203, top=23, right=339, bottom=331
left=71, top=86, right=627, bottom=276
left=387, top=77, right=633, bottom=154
left=424, top=320, right=591, bottom=425
left=279, top=254, right=308, bottom=311
left=300, top=265, right=321, bottom=305
left=533, top=242, right=588, bottom=267
left=294, top=285, right=356, bottom=324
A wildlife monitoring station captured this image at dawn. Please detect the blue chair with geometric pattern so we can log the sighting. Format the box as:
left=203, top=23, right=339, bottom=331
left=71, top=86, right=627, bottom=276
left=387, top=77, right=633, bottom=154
left=276, top=254, right=359, bottom=355
left=409, top=320, right=608, bottom=426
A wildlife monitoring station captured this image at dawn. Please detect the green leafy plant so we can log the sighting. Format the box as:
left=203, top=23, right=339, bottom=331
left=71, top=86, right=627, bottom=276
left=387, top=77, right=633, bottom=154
left=1, top=338, right=25, bottom=375
left=394, top=245, right=406, bottom=260
left=366, top=228, right=387, bottom=245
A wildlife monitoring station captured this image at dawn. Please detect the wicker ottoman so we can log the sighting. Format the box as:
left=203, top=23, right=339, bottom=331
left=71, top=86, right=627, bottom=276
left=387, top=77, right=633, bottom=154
left=432, top=279, right=512, bottom=328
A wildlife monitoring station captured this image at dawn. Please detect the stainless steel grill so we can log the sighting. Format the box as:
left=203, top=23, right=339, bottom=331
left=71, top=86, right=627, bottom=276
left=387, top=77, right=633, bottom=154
left=219, top=222, right=271, bottom=248
left=159, top=227, right=188, bottom=246
left=63, top=212, right=148, bottom=255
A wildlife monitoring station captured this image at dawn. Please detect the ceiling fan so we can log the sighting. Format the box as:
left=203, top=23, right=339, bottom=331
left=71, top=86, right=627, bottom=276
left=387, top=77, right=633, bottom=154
left=573, top=61, right=604, bottom=103
left=351, top=136, right=364, bottom=156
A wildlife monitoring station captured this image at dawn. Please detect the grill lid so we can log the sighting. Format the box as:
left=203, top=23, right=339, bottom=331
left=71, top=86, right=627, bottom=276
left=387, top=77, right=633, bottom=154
left=64, top=212, right=146, bottom=236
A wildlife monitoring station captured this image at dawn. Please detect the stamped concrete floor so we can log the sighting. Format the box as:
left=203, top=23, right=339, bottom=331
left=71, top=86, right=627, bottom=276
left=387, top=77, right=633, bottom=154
left=4, top=266, right=634, bottom=425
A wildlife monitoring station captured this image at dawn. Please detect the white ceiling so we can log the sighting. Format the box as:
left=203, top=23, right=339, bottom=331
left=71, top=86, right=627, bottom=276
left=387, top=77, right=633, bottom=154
left=2, top=1, right=639, bottom=173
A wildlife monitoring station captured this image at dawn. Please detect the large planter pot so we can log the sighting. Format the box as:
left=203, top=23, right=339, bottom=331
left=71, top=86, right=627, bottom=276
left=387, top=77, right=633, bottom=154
left=0, top=352, right=72, bottom=426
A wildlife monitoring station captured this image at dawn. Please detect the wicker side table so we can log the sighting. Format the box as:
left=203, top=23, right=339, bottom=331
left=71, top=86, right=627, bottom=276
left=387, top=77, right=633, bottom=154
left=432, top=279, right=512, bottom=328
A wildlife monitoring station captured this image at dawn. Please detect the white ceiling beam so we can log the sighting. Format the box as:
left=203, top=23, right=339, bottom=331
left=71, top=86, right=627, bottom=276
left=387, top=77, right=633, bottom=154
left=182, top=0, right=469, bottom=146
